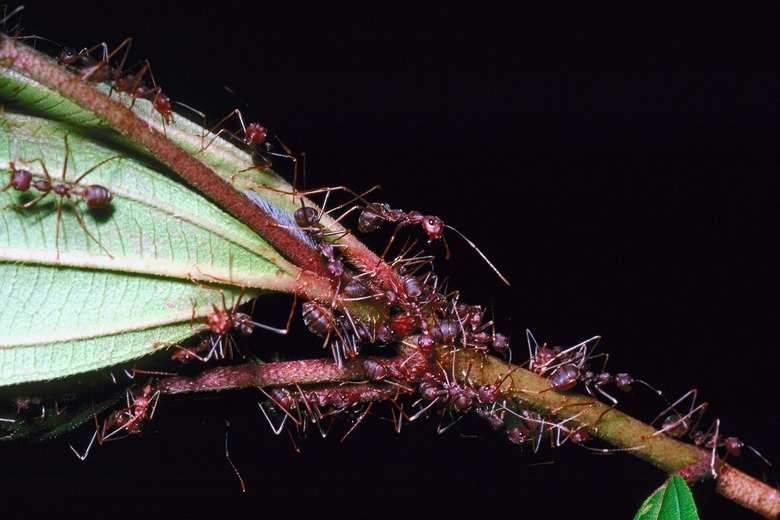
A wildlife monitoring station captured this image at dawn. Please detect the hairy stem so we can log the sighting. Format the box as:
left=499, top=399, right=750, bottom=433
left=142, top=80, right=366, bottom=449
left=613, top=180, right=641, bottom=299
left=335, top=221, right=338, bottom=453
left=153, top=347, right=780, bottom=519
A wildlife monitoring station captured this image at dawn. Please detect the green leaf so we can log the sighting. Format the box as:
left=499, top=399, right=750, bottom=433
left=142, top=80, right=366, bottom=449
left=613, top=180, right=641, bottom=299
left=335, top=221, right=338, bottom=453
left=0, top=59, right=320, bottom=218
left=634, top=475, right=700, bottom=520
left=0, top=112, right=303, bottom=385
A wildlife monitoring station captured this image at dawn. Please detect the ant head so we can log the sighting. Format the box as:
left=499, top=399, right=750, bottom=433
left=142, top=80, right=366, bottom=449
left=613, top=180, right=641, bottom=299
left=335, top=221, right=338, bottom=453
left=208, top=306, right=233, bottom=335
left=421, top=215, right=444, bottom=241
left=57, top=47, right=82, bottom=65
left=244, top=122, right=268, bottom=146
left=294, top=206, right=319, bottom=228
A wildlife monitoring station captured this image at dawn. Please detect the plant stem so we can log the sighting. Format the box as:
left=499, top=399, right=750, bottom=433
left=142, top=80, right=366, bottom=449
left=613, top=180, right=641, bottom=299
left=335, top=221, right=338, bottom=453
left=0, top=34, right=329, bottom=282
left=154, top=347, right=780, bottom=519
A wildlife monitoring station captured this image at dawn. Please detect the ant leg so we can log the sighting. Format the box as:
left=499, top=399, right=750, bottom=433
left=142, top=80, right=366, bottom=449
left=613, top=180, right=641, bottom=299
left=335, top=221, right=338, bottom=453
left=59, top=193, right=113, bottom=259
left=69, top=430, right=98, bottom=461
left=650, top=389, right=707, bottom=438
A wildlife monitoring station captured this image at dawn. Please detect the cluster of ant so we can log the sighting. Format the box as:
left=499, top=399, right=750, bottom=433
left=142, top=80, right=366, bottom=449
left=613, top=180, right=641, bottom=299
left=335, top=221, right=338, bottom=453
left=54, top=37, right=173, bottom=124
left=2, top=16, right=771, bottom=481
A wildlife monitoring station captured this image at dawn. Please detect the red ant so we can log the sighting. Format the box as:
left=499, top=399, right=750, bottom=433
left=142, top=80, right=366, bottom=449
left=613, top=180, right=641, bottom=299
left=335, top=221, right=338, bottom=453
left=112, top=59, right=174, bottom=125
left=57, top=37, right=133, bottom=84
left=649, top=389, right=774, bottom=480
left=3, top=136, right=120, bottom=259
left=57, top=38, right=174, bottom=126
left=301, top=300, right=372, bottom=366
left=201, top=90, right=299, bottom=183
left=357, top=200, right=510, bottom=286
left=70, top=381, right=160, bottom=460
left=172, top=283, right=291, bottom=363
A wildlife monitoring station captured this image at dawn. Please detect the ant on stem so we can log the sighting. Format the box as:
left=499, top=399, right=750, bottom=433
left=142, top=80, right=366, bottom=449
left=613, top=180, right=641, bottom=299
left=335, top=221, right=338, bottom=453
left=201, top=88, right=300, bottom=185
left=357, top=200, right=510, bottom=286
left=112, top=58, right=174, bottom=125
left=57, top=37, right=132, bottom=84
left=56, top=37, right=174, bottom=128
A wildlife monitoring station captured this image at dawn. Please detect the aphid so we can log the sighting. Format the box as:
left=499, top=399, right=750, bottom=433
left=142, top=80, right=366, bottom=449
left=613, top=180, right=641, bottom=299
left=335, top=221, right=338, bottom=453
left=356, top=201, right=510, bottom=285
left=3, top=136, right=119, bottom=259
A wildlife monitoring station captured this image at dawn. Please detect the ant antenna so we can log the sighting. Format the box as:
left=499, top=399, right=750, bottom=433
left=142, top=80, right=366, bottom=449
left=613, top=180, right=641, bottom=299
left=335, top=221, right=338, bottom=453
left=444, top=224, right=510, bottom=286
left=1, top=5, right=24, bottom=28
left=224, top=421, right=246, bottom=493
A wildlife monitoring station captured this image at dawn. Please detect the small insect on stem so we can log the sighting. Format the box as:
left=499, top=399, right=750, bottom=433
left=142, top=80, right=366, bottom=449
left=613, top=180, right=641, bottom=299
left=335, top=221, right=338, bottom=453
left=57, top=37, right=133, bottom=84
left=112, top=58, right=175, bottom=126
left=69, top=381, right=160, bottom=460
left=202, top=88, right=300, bottom=185
left=3, top=136, right=120, bottom=260
left=357, top=201, right=510, bottom=286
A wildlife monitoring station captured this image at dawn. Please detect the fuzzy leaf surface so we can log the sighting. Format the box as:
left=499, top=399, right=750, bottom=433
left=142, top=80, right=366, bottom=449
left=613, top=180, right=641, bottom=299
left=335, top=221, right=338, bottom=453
left=0, top=113, right=301, bottom=385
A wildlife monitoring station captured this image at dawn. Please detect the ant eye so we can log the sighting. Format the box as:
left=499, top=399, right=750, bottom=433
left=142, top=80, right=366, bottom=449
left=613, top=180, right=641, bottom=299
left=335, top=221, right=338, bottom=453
left=422, top=216, right=443, bottom=236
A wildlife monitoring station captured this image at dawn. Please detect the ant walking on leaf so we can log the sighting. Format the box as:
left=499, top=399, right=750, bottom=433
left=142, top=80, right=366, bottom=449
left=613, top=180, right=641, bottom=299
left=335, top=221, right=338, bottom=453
left=170, top=281, right=293, bottom=363
left=2, top=135, right=121, bottom=260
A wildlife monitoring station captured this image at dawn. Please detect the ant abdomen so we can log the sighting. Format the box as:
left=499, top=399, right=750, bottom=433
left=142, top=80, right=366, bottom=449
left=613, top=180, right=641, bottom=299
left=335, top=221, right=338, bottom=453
left=82, top=184, right=112, bottom=208
left=358, top=202, right=391, bottom=233
left=301, top=301, right=333, bottom=338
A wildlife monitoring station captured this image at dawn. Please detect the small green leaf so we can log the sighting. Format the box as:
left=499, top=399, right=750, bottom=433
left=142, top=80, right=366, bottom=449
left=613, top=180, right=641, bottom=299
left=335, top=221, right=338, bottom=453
left=634, top=475, right=700, bottom=520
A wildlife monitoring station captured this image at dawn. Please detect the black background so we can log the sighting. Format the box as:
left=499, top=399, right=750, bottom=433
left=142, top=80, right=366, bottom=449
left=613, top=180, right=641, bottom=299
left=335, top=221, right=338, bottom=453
left=2, top=3, right=778, bottom=519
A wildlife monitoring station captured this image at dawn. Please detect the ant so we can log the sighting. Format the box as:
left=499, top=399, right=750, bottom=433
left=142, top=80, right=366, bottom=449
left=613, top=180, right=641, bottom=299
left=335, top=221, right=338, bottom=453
left=112, top=59, right=174, bottom=125
left=649, top=389, right=774, bottom=481
left=357, top=200, right=510, bottom=286
left=70, top=380, right=160, bottom=460
left=201, top=89, right=299, bottom=184
left=57, top=37, right=133, bottom=84
left=301, top=300, right=370, bottom=366
left=525, top=330, right=665, bottom=417
left=56, top=38, right=174, bottom=127
left=2, top=135, right=120, bottom=259
left=172, top=283, right=291, bottom=363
